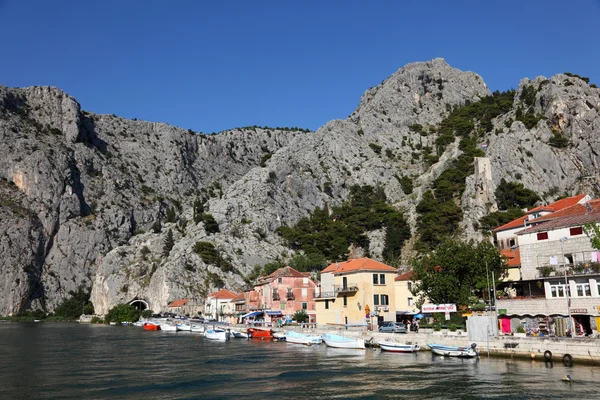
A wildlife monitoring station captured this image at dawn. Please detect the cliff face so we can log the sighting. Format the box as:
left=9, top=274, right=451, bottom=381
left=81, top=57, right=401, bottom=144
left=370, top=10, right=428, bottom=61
left=1, top=59, right=598, bottom=315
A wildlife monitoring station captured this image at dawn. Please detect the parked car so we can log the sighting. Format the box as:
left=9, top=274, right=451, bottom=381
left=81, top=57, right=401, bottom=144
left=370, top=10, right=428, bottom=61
left=379, top=321, right=407, bottom=333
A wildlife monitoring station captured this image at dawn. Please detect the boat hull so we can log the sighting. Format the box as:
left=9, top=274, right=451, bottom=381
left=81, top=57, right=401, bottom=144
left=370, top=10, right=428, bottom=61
left=285, top=331, right=322, bottom=345
left=247, top=328, right=274, bottom=340
left=378, top=341, right=420, bottom=353
left=205, top=329, right=230, bottom=340
left=160, top=324, right=178, bottom=332
left=143, top=323, right=160, bottom=331
left=322, top=334, right=365, bottom=349
left=231, top=330, right=249, bottom=338
left=428, top=344, right=478, bottom=358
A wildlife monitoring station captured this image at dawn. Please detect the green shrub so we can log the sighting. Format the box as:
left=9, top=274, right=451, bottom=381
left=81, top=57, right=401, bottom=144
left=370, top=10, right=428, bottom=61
left=292, top=309, right=309, bottom=323
left=105, top=304, right=140, bottom=323
left=369, top=143, right=382, bottom=154
left=549, top=133, right=569, bottom=148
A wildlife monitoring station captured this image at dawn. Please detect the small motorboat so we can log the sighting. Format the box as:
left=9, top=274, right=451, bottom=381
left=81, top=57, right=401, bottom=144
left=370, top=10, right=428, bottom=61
left=285, top=331, right=322, bottom=345
left=428, top=343, right=478, bottom=358
left=273, top=332, right=286, bottom=341
left=160, top=323, right=178, bottom=332
left=143, top=322, right=161, bottom=331
left=247, top=327, right=274, bottom=340
left=205, top=328, right=230, bottom=341
left=191, top=324, right=206, bottom=333
left=378, top=340, right=420, bottom=353
left=230, top=330, right=249, bottom=339
left=322, top=334, right=365, bottom=349
left=176, top=323, right=191, bottom=332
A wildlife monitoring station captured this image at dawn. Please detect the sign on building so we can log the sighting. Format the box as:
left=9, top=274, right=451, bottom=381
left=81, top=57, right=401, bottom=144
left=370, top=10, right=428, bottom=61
left=421, top=304, right=457, bottom=313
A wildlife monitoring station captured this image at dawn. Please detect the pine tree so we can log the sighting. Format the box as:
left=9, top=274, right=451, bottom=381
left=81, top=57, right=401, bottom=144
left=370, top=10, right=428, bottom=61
left=163, top=229, right=174, bottom=257
left=152, top=219, right=162, bottom=234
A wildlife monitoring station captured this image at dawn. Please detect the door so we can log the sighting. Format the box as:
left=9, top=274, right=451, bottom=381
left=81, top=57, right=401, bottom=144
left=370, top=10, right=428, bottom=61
left=342, top=277, right=348, bottom=290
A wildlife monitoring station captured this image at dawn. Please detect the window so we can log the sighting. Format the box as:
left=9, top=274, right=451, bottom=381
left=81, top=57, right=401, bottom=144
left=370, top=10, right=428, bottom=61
left=576, top=283, right=591, bottom=297
left=373, top=294, right=380, bottom=305
left=373, top=274, right=379, bottom=284
left=380, top=274, right=386, bottom=285
left=280, top=302, right=285, bottom=310
left=380, top=294, right=389, bottom=306
left=549, top=284, right=567, bottom=298
left=408, top=297, right=414, bottom=307
left=302, top=288, right=307, bottom=298
left=509, top=238, right=516, bottom=247
left=407, top=282, right=412, bottom=292
left=303, top=277, right=308, bottom=285
left=537, top=232, right=549, bottom=241
left=302, top=302, right=307, bottom=310
left=343, top=296, right=347, bottom=307
left=325, top=300, right=329, bottom=310
left=278, top=277, right=283, bottom=283
left=570, top=227, right=583, bottom=236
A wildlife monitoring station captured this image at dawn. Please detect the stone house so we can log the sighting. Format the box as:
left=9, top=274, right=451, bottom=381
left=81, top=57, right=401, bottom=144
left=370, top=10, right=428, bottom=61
left=204, top=289, right=239, bottom=323
left=496, top=198, right=600, bottom=337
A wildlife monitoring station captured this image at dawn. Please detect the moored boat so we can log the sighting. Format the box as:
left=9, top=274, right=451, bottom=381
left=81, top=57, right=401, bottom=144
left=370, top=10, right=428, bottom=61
left=143, top=322, right=160, bottom=331
left=191, top=324, right=206, bottom=333
left=160, top=323, right=178, bottom=332
left=427, top=343, right=478, bottom=358
left=285, top=331, right=322, bottom=345
left=247, top=327, right=274, bottom=340
left=205, top=328, right=230, bottom=340
left=322, top=334, right=365, bottom=349
left=230, top=330, right=249, bottom=338
left=176, top=323, right=191, bottom=332
left=378, top=340, right=420, bottom=353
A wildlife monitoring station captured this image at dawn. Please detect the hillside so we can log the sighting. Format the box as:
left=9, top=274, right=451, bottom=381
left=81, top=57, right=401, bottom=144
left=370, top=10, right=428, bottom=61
left=1, top=59, right=598, bottom=315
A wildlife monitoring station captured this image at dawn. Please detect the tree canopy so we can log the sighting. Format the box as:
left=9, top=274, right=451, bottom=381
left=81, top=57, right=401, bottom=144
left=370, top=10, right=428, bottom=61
left=495, top=178, right=540, bottom=210
left=411, top=239, right=507, bottom=306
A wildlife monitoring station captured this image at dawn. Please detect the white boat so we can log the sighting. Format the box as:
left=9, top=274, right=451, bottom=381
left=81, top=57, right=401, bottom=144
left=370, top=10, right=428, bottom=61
left=133, top=321, right=144, bottom=327
left=273, top=331, right=286, bottom=341
left=160, top=323, right=178, bottom=332
left=378, top=340, right=420, bottom=353
left=322, top=334, right=365, bottom=349
left=230, top=330, right=249, bottom=339
left=428, top=343, right=478, bottom=358
left=205, top=328, right=230, bottom=340
left=285, top=331, right=322, bottom=345
left=191, top=324, right=206, bottom=333
left=176, top=323, right=191, bottom=331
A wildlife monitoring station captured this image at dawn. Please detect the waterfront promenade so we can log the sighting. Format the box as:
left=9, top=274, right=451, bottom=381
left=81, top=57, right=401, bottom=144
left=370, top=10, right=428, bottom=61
left=248, top=324, right=600, bottom=364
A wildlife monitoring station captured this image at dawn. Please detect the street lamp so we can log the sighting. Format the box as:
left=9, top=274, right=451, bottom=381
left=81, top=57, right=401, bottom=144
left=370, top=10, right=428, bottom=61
left=559, top=236, right=572, bottom=338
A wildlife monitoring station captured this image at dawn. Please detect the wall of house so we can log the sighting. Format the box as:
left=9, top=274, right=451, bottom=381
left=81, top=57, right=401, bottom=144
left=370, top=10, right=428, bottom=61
left=315, top=271, right=396, bottom=327
left=394, top=280, right=420, bottom=313
left=496, top=229, right=519, bottom=250
left=519, top=230, right=592, bottom=280
left=497, top=296, right=600, bottom=318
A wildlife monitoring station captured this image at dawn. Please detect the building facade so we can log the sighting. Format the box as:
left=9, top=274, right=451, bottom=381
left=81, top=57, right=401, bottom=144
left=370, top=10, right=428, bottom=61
left=204, top=289, right=239, bottom=323
left=315, top=258, right=397, bottom=329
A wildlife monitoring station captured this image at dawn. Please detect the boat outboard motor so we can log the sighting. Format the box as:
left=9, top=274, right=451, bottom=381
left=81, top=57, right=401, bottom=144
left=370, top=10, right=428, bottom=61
left=470, top=343, right=477, bottom=349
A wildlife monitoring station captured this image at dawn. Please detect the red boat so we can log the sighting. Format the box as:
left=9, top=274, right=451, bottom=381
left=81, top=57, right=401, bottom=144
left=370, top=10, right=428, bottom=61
left=247, top=327, right=273, bottom=340
left=143, top=322, right=161, bottom=331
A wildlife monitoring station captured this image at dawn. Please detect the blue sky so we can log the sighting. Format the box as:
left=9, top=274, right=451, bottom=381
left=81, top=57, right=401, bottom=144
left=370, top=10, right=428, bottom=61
left=1, top=0, right=599, bottom=133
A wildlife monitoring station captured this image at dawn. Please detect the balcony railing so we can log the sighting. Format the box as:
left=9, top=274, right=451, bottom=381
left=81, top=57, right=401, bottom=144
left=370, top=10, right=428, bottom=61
left=286, top=292, right=295, bottom=300
left=537, top=263, right=600, bottom=278
left=334, top=284, right=359, bottom=294
left=273, top=294, right=280, bottom=301
left=314, top=291, right=336, bottom=299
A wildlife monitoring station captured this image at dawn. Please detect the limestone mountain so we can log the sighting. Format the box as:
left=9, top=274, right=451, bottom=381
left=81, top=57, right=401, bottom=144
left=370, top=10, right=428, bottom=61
left=0, top=59, right=598, bottom=315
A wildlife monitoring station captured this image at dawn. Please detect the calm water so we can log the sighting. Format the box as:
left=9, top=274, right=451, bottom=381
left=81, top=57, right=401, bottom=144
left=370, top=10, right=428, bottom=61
left=1, top=323, right=599, bottom=399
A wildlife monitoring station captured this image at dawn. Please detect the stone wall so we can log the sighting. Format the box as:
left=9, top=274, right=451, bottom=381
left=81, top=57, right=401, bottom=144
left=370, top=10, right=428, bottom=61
left=520, top=235, right=593, bottom=280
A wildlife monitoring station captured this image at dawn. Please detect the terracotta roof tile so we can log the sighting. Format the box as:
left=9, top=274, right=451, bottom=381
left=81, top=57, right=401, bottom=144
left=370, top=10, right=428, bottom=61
left=207, top=289, right=238, bottom=299
left=493, top=194, right=588, bottom=232
left=501, top=248, right=521, bottom=267
left=322, top=258, right=397, bottom=274
left=394, top=271, right=413, bottom=281
left=168, top=299, right=189, bottom=307
left=255, top=266, right=311, bottom=285
left=516, top=199, right=600, bottom=235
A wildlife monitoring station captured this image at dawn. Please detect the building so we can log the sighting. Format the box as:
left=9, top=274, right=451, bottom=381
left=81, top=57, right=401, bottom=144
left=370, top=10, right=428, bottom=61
left=315, top=258, right=397, bottom=329
left=496, top=198, right=600, bottom=337
left=166, top=298, right=203, bottom=316
left=394, top=271, right=424, bottom=322
left=244, top=266, right=318, bottom=324
left=204, top=289, right=239, bottom=323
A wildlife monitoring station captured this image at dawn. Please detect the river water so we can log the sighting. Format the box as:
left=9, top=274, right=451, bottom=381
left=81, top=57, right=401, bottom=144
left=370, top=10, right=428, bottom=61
left=1, top=322, right=599, bottom=399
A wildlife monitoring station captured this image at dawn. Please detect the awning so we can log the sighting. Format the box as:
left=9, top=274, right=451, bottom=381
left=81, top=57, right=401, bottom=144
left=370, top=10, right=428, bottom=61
left=396, top=310, right=420, bottom=316
left=241, top=311, right=263, bottom=319
left=266, top=310, right=283, bottom=316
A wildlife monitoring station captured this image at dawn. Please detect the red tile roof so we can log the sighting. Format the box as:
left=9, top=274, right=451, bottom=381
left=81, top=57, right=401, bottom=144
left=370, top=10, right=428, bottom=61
left=516, top=199, right=600, bottom=235
left=207, top=289, right=238, bottom=299
left=394, top=271, right=413, bottom=281
left=232, top=293, right=245, bottom=302
left=500, top=248, right=521, bottom=267
left=322, top=258, right=397, bottom=274
left=493, top=194, right=588, bottom=232
left=255, top=266, right=311, bottom=285
left=168, top=299, right=189, bottom=307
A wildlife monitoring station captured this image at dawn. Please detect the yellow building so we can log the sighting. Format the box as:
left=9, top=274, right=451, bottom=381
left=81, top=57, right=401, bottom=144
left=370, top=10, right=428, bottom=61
left=315, top=258, right=397, bottom=328
left=394, top=271, right=424, bottom=321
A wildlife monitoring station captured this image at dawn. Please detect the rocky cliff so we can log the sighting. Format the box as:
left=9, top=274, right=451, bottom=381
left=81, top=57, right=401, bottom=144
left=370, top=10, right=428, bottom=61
left=1, top=59, right=598, bottom=315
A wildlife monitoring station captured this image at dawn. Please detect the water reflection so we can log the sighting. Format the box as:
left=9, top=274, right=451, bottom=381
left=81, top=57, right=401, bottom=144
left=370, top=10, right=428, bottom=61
left=1, top=323, right=599, bottom=399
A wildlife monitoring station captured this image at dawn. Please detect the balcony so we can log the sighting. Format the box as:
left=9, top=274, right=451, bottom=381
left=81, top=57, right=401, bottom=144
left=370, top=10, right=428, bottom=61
left=286, top=292, right=295, bottom=300
left=537, top=263, right=600, bottom=278
left=272, top=294, right=280, bottom=301
left=334, top=284, right=359, bottom=295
